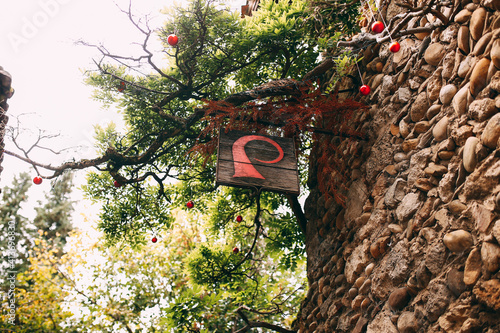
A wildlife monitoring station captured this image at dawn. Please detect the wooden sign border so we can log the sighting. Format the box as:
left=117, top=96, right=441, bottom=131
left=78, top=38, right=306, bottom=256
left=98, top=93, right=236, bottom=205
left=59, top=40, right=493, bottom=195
left=216, top=130, right=300, bottom=195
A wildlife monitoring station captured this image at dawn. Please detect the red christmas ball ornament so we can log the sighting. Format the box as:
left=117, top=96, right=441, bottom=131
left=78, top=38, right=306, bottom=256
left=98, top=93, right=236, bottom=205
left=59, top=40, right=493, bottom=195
left=236, top=215, right=243, bottom=222
left=232, top=247, right=239, bottom=254
left=152, top=236, right=158, bottom=243
left=360, top=85, right=371, bottom=96
left=33, top=176, right=43, bottom=185
left=389, top=41, right=401, bottom=53
left=371, top=21, right=384, bottom=34
left=167, top=34, right=178, bottom=46
left=186, top=200, right=194, bottom=209
left=114, top=180, right=122, bottom=188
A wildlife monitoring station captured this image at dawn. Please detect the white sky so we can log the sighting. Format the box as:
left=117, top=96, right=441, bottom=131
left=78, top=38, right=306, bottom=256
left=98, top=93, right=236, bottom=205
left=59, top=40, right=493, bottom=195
left=1, top=0, right=244, bottom=225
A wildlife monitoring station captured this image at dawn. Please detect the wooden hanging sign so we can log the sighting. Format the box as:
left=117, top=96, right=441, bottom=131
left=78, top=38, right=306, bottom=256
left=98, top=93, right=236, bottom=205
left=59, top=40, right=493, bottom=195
left=216, top=130, right=300, bottom=195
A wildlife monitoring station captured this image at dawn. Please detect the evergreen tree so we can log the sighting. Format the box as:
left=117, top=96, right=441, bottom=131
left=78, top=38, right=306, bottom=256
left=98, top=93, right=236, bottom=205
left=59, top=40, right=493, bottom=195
left=0, top=172, right=74, bottom=330
left=0, top=173, right=34, bottom=275
left=33, top=172, right=74, bottom=256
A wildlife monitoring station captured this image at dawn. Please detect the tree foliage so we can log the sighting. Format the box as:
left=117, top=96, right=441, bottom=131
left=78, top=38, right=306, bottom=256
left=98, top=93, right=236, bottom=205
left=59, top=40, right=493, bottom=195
left=4, top=0, right=365, bottom=249
left=2, top=0, right=373, bottom=331
left=0, top=213, right=305, bottom=332
left=70, top=0, right=325, bottom=273
left=1, top=238, right=75, bottom=333
left=0, top=173, right=33, bottom=274
left=0, top=173, right=74, bottom=331
left=307, top=0, right=362, bottom=37
left=0, top=172, right=74, bottom=272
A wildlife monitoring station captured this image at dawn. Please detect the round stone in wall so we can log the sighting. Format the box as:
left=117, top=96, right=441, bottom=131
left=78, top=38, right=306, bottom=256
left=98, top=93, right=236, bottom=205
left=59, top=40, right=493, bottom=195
left=443, top=229, right=474, bottom=253
left=482, top=113, right=500, bottom=149
left=470, top=7, right=487, bottom=41
left=454, top=9, right=472, bottom=24
left=471, top=31, right=492, bottom=56
left=424, top=43, right=445, bottom=66
left=452, top=83, right=470, bottom=116
left=458, top=25, right=470, bottom=54
left=439, top=84, right=457, bottom=106
left=411, top=92, right=430, bottom=122
left=463, top=136, right=479, bottom=172
left=470, top=58, right=491, bottom=96
left=458, top=56, right=475, bottom=79
left=492, top=39, right=500, bottom=70
left=464, top=248, right=482, bottom=286
left=388, top=287, right=411, bottom=310
left=433, top=116, right=449, bottom=142
left=481, top=242, right=500, bottom=273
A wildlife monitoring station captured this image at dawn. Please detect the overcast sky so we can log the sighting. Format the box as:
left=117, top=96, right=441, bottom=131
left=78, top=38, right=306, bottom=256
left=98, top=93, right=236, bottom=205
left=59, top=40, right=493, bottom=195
left=1, top=0, right=243, bottom=223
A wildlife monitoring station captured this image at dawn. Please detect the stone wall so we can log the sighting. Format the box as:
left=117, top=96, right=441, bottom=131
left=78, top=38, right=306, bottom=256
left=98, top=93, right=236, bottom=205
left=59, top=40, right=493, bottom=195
left=297, top=0, right=500, bottom=332
left=0, top=68, right=13, bottom=184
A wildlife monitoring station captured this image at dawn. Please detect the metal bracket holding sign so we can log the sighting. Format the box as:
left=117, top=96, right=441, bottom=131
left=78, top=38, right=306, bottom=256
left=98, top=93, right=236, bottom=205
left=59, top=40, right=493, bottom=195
left=216, top=130, right=300, bottom=195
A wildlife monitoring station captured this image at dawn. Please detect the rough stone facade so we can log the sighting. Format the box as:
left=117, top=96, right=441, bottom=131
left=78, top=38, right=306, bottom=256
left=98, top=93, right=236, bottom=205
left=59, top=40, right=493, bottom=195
left=0, top=68, right=13, bottom=183
left=297, top=0, right=500, bottom=332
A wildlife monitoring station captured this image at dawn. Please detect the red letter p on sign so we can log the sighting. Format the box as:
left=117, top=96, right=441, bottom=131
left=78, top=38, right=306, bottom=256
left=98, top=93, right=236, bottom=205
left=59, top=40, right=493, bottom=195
left=232, top=135, right=284, bottom=179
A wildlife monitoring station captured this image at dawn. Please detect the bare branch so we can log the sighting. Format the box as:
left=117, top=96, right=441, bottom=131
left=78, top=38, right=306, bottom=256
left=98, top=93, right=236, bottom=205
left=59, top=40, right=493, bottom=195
left=338, top=0, right=451, bottom=49
left=4, top=149, right=108, bottom=176
left=337, top=24, right=436, bottom=49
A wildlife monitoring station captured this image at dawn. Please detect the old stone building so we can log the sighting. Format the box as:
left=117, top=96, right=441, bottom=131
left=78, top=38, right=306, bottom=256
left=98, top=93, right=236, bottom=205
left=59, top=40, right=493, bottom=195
left=0, top=69, right=13, bottom=184
left=296, top=0, right=500, bottom=332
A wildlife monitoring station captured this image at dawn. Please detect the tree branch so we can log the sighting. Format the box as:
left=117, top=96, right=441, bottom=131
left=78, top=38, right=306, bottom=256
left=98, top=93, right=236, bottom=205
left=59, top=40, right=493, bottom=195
left=338, top=0, right=451, bottom=49
left=287, top=195, right=307, bottom=234
left=230, top=190, right=262, bottom=272
left=234, top=305, right=296, bottom=333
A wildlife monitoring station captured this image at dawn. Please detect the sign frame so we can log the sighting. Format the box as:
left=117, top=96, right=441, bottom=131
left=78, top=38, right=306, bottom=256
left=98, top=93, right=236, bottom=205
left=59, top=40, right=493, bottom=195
left=216, top=130, right=300, bottom=195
